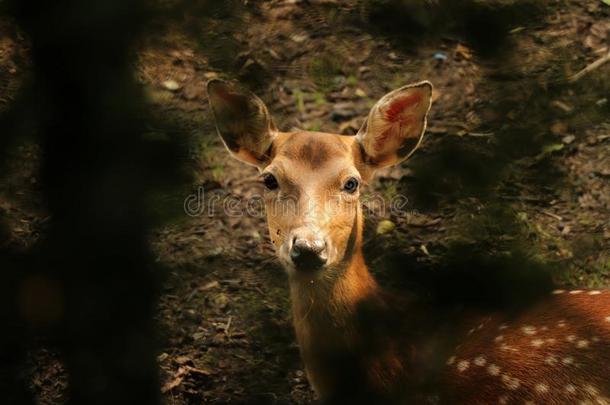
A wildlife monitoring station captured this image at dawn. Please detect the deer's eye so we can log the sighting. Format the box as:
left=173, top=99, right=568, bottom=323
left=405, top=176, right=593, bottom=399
left=262, top=173, right=279, bottom=190
left=342, top=177, right=359, bottom=194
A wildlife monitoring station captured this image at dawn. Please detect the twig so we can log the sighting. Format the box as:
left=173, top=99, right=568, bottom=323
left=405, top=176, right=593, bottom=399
left=224, top=316, right=232, bottom=336
left=466, top=132, right=494, bottom=138
left=541, top=210, right=562, bottom=221
left=569, top=51, right=610, bottom=83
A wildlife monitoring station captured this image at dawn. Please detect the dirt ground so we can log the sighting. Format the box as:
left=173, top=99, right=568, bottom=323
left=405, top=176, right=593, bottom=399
left=1, top=0, right=610, bottom=404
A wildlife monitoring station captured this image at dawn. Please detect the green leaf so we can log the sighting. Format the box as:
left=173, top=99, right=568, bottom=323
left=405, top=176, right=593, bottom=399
left=541, top=143, right=564, bottom=155
left=376, top=220, right=396, bottom=235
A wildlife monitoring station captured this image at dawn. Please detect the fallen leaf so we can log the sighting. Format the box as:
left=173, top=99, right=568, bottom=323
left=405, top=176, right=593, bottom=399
left=455, top=44, right=473, bottom=60
left=376, top=220, right=395, bottom=235
left=420, top=244, right=430, bottom=256
left=200, top=280, right=220, bottom=291
left=161, top=375, right=184, bottom=393
left=162, top=80, right=181, bottom=91
left=175, top=355, right=192, bottom=365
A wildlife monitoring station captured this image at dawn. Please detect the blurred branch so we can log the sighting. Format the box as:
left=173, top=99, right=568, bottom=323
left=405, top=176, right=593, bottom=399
left=569, top=51, right=610, bottom=82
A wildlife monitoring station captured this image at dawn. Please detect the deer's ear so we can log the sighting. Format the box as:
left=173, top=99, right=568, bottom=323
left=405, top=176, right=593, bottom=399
left=357, top=81, right=432, bottom=168
left=207, top=80, right=277, bottom=168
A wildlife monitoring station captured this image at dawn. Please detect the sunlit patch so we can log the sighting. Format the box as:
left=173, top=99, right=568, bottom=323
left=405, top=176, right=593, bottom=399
left=576, top=339, right=589, bottom=349
left=474, top=356, right=487, bottom=366
left=457, top=360, right=470, bottom=372
left=531, top=339, right=544, bottom=347
left=521, top=326, right=536, bottom=335
left=487, top=364, right=501, bottom=376
left=566, top=335, right=577, bottom=343
left=569, top=290, right=583, bottom=295
left=535, top=383, right=549, bottom=393
left=605, top=316, right=610, bottom=323
left=562, top=356, right=574, bottom=365
left=552, top=289, right=565, bottom=295
left=588, top=290, right=601, bottom=295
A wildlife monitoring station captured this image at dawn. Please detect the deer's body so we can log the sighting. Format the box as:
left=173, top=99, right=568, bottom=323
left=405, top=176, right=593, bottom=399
left=289, top=201, right=610, bottom=404
left=207, top=79, right=610, bottom=404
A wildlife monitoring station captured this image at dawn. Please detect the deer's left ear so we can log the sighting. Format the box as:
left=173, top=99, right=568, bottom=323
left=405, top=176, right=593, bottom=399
left=357, top=81, right=432, bottom=168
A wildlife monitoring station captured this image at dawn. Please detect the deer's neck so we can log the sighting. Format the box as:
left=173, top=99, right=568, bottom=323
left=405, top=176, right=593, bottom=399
left=290, top=248, right=380, bottom=329
left=288, top=207, right=382, bottom=351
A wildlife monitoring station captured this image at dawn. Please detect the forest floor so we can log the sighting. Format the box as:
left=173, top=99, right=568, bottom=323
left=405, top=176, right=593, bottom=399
left=1, top=0, right=610, bottom=404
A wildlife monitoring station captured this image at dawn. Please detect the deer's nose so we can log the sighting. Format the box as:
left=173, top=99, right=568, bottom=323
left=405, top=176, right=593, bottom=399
left=290, top=236, right=327, bottom=270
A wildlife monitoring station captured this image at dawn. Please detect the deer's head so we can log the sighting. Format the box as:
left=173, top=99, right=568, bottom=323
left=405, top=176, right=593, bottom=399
left=208, top=80, right=432, bottom=279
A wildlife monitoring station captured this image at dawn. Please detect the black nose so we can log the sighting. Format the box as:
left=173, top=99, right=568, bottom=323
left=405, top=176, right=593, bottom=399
left=290, top=237, right=327, bottom=270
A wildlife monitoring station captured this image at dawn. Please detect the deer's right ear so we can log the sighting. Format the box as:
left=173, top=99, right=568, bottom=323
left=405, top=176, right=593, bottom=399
left=207, top=80, right=277, bottom=168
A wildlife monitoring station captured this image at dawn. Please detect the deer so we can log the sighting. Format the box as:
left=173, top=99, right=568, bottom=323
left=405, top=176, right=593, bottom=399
left=207, top=79, right=610, bottom=404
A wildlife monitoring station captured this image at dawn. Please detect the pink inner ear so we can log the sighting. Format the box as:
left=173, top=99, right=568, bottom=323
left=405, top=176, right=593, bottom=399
left=384, top=93, right=421, bottom=122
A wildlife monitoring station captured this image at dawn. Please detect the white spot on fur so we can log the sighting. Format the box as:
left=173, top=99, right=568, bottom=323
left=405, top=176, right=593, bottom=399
left=499, top=343, right=519, bottom=352
left=474, top=356, right=487, bottom=367
left=487, top=364, right=501, bottom=376
left=605, top=316, right=610, bottom=323
left=531, top=339, right=544, bottom=347
left=562, top=356, right=574, bottom=365
left=558, top=320, right=567, bottom=328
left=546, top=338, right=557, bottom=344
left=552, top=289, right=565, bottom=294
left=566, top=335, right=577, bottom=343
left=446, top=356, right=456, bottom=365
left=544, top=355, right=558, bottom=365
left=457, top=360, right=470, bottom=372
left=495, top=335, right=504, bottom=342
left=569, top=290, right=583, bottom=295
left=577, top=339, right=589, bottom=349
left=588, top=290, right=601, bottom=295
left=521, top=325, right=536, bottom=335
left=535, top=383, right=549, bottom=393
left=502, top=374, right=520, bottom=390
left=595, top=397, right=610, bottom=405
left=585, top=385, right=599, bottom=395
